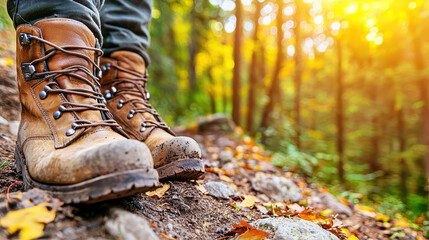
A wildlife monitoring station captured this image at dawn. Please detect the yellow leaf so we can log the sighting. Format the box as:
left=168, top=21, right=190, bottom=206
left=145, top=184, right=170, bottom=198
left=393, top=217, right=411, bottom=228
left=195, top=184, right=208, bottom=194
left=320, top=209, right=333, bottom=217
left=237, top=229, right=269, bottom=240
left=0, top=202, right=56, bottom=240
left=355, top=204, right=377, bottom=218
left=376, top=213, right=390, bottom=222
left=241, top=195, right=257, bottom=208
left=219, top=175, right=233, bottom=182
left=355, top=204, right=376, bottom=212
left=341, top=228, right=350, bottom=235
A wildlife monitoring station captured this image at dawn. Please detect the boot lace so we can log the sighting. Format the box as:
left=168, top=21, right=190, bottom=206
left=22, top=34, right=120, bottom=136
left=101, top=63, right=170, bottom=132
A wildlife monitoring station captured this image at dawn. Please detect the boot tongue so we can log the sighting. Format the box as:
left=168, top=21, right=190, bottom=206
left=34, top=18, right=102, bottom=123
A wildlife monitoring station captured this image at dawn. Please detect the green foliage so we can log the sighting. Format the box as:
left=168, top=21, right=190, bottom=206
left=271, top=146, right=318, bottom=176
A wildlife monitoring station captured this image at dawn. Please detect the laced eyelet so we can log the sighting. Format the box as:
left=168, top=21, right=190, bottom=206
left=19, top=33, right=32, bottom=46
left=127, top=109, right=135, bottom=119
left=117, top=99, right=124, bottom=109
left=53, top=111, right=62, bottom=119
left=111, top=86, right=117, bottom=94
left=66, top=128, right=76, bottom=136
left=140, top=122, right=146, bottom=132
left=104, top=90, right=112, bottom=100
left=101, top=63, right=111, bottom=71
left=58, top=104, right=66, bottom=112
left=146, top=92, right=150, bottom=100
left=71, top=122, right=78, bottom=129
left=39, top=91, right=47, bottom=100
left=22, top=63, right=36, bottom=80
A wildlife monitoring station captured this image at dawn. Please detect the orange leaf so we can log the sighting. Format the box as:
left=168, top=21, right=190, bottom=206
left=237, top=229, right=269, bottom=240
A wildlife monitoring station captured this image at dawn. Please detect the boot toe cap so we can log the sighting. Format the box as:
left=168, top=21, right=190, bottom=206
left=152, top=137, right=202, bottom=168
left=77, top=139, right=154, bottom=172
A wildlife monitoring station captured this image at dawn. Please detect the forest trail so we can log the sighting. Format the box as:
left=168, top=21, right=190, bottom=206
left=0, top=58, right=425, bottom=240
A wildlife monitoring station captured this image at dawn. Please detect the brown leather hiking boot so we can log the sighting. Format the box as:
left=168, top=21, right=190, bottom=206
left=14, top=19, right=159, bottom=204
left=100, top=51, right=204, bottom=180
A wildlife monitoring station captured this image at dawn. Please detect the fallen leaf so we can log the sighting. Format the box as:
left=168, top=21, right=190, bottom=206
left=195, top=184, right=208, bottom=194
left=241, top=195, right=257, bottom=208
left=237, top=229, right=269, bottom=240
left=287, top=203, right=305, bottom=213
left=321, top=209, right=333, bottom=217
left=376, top=213, right=390, bottom=222
left=1, top=202, right=56, bottom=240
left=145, top=184, right=170, bottom=198
left=205, top=167, right=232, bottom=176
left=415, top=213, right=424, bottom=225
left=219, top=175, right=233, bottom=182
left=231, top=202, right=242, bottom=210
left=341, top=228, right=350, bottom=235
left=354, top=204, right=377, bottom=218
left=355, top=204, right=376, bottom=213
left=299, top=209, right=326, bottom=223
left=338, top=197, right=350, bottom=207
left=393, top=217, right=411, bottom=228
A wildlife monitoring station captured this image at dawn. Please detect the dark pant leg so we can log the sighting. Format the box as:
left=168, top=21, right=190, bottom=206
left=100, top=0, right=152, bottom=66
left=7, top=0, right=103, bottom=43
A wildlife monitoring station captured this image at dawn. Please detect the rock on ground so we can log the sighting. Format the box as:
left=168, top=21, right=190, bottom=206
left=318, top=193, right=353, bottom=216
left=251, top=217, right=339, bottom=240
left=105, top=208, right=158, bottom=240
left=204, top=181, right=235, bottom=199
left=251, top=175, right=302, bottom=202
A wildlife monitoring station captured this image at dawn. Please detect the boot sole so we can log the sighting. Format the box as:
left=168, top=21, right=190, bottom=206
left=156, top=159, right=205, bottom=181
left=14, top=145, right=159, bottom=204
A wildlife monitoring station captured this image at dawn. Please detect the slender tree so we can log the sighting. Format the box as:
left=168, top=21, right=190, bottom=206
left=188, top=0, right=198, bottom=91
left=260, top=0, right=285, bottom=140
left=232, top=0, right=243, bottom=126
left=294, top=0, right=303, bottom=150
left=397, top=89, right=408, bottom=204
left=336, top=38, right=345, bottom=182
left=409, top=6, right=429, bottom=205
left=246, top=0, right=262, bottom=134
left=369, top=84, right=379, bottom=173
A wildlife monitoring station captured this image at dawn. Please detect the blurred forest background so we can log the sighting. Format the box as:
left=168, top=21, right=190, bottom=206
left=148, top=0, right=429, bottom=219
left=0, top=0, right=428, bottom=220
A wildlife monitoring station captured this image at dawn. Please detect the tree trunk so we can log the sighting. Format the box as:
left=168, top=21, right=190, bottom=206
left=188, top=0, right=197, bottom=91
left=294, top=0, right=303, bottom=150
left=398, top=103, right=408, bottom=204
left=260, top=0, right=285, bottom=141
left=336, top=38, right=345, bottom=182
left=369, top=86, right=379, bottom=173
left=410, top=9, right=429, bottom=210
left=246, top=0, right=262, bottom=134
left=207, top=67, right=216, bottom=114
left=232, top=0, right=243, bottom=126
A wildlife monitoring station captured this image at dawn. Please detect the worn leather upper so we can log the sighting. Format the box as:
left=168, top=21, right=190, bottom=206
left=16, top=18, right=153, bottom=184
left=100, top=51, right=201, bottom=168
